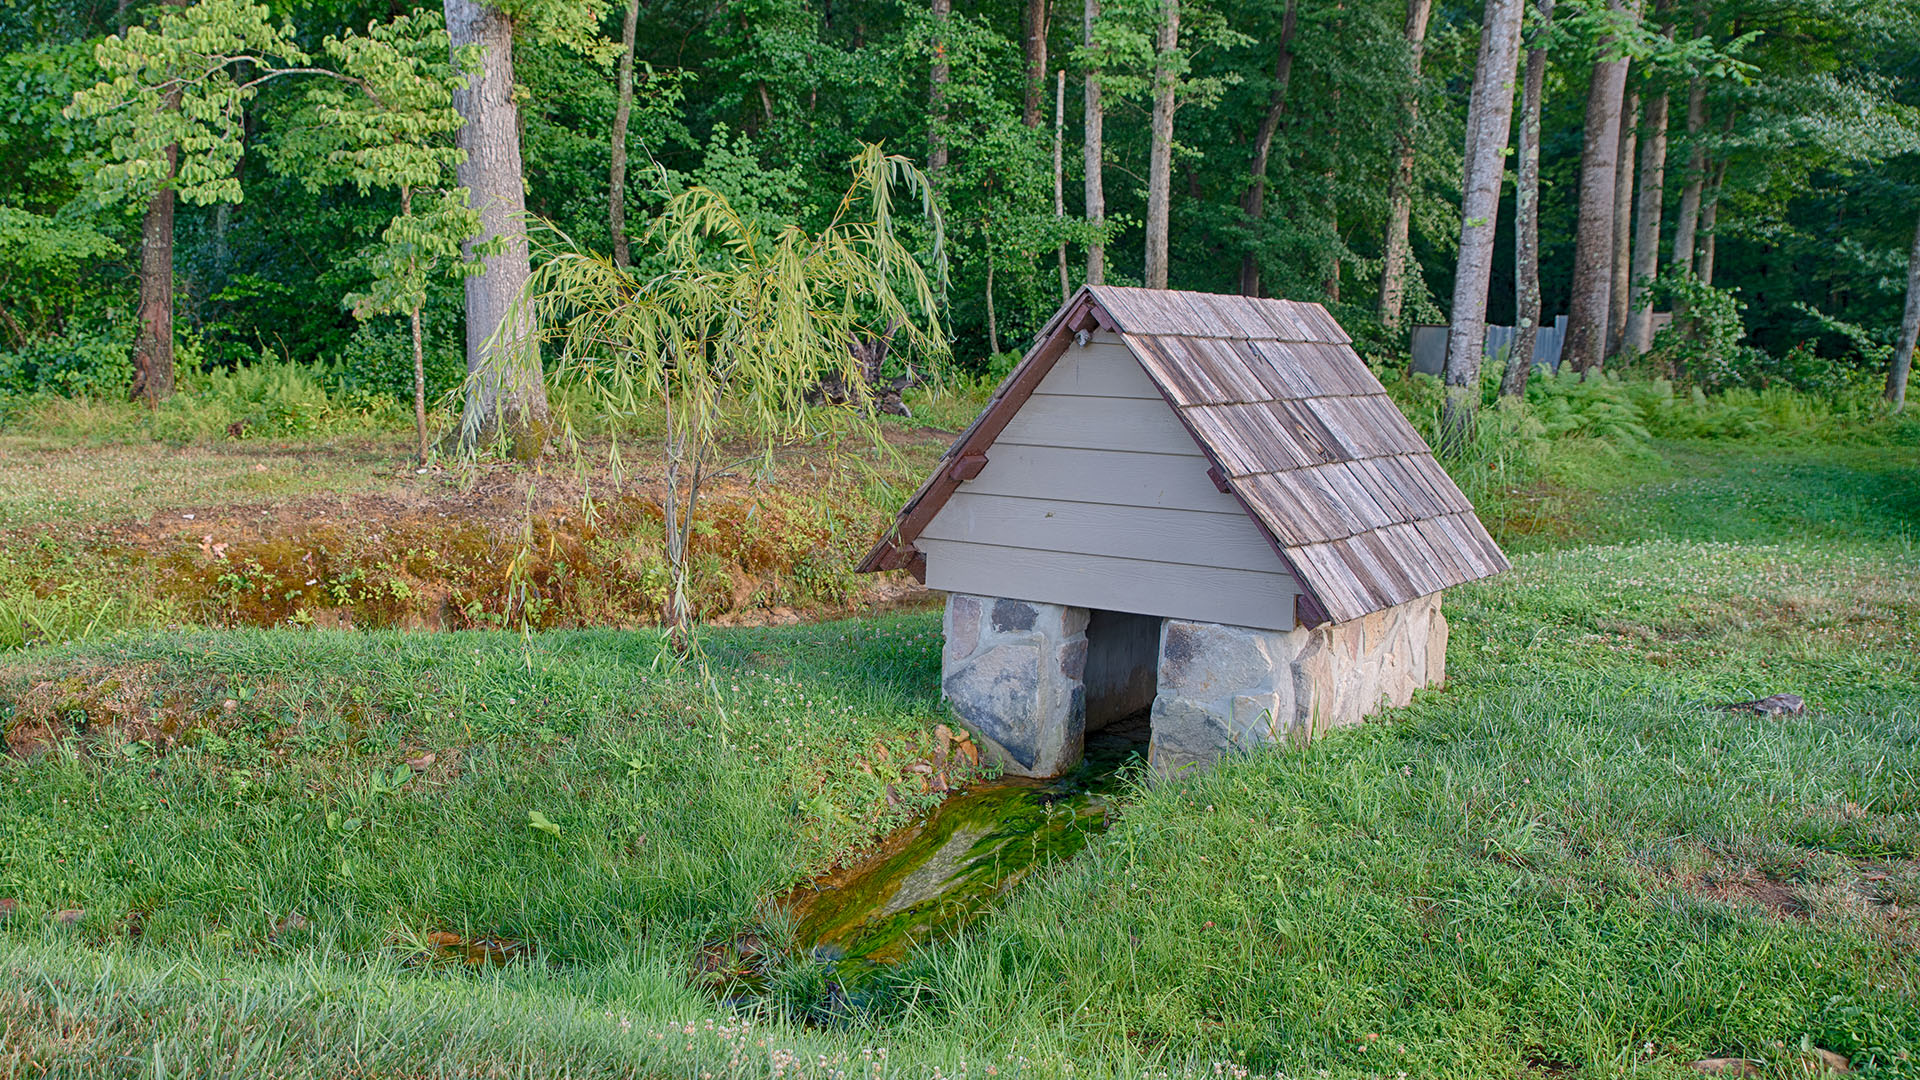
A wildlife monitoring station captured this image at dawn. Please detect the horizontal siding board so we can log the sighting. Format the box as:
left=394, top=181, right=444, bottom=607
left=921, top=491, right=1285, bottom=572
left=919, top=539, right=1299, bottom=631
left=1034, top=341, right=1163, bottom=398
left=960, top=444, right=1234, bottom=512
left=999, top=393, right=1204, bottom=456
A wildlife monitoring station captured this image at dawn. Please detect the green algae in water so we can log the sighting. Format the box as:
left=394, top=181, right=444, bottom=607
left=782, top=717, right=1148, bottom=980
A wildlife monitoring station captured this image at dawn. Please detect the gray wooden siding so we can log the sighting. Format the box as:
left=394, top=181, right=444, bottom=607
left=919, top=334, right=1300, bottom=630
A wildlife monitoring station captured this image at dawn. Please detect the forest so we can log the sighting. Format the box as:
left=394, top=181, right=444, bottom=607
left=0, top=0, right=1916, bottom=425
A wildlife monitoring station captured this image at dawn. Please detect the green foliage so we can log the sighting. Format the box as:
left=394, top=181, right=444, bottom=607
left=66, top=0, right=308, bottom=206
left=0, top=321, right=133, bottom=398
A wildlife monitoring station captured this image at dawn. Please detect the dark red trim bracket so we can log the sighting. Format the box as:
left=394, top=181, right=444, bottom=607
left=948, top=452, right=989, bottom=483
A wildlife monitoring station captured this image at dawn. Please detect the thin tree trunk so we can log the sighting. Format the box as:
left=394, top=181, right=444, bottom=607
left=1023, top=0, right=1049, bottom=127
left=411, top=307, right=428, bottom=463
left=1607, top=88, right=1638, bottom=357
left=1562, top=7, right=1634, bottom=375
left=1887, top=208, right=1920, bottom=412
left=1239, top=0, right=1296, bottom=296
left=1143, top=0, right=1178, bottom=289
left=131, top=142, right=177, bottom=405
left=1376, top=0, right=1433, bottom=328
left=1624, top=51, right=1669, bottom=354
left=447, top=0, right=549, bottom=457
left=1503, top=0, right=1554, bottom=398
left=609, top=0, right=641, bottom=268
left=929, top=0, right=951, bottom=177
left=1698, top=155, right=1725, bottom=285
left=1440, top=0, right=1525, bottom=446
left=1670, top=76, right=1706, bottom=271
left=1083, top=0, right=1105, bottom=285
left=1054, top=68, right=1070, bottom=299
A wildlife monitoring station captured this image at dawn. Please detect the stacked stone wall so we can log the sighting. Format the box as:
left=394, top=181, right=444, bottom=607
left=941, top=594, right=1088, bottom=777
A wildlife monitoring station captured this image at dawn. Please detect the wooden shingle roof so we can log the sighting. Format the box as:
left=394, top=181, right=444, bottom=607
left=859, top=285, right=1509, bottom=626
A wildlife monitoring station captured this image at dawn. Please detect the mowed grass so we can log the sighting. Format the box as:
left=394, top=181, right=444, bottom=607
left=2, top=438, right=1918, bottom=1078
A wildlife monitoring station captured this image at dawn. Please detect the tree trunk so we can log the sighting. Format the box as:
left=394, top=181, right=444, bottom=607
left=1375, top=0, right=1433, bottom=328
left=1143, top=0, right=1178, bottom=289
left=1607, top=87, right=1638, bottom=357
left=1562, top=15, right=1633, bottom=375
left=130, top=142, right=177, bottom=405
left=1503, top=0, right=1554, bottom=399
left=1623, top=63, right=1669, bottom=354
left=930, top=0, right=951, bottom=177
left=1023, top=0, right=1049, bottom=127
left=447, top=0, right=549, bottom=458
left=1083, top=0, right=1105, bottom=285
left=609, top=0, right=641, bottom=268
left=1054, top=68, right=1070, bottom=299
left=1239, top=0, right=1296, bottom=297
left=1887, top=207, right=1920, bottom=413
left=1698, top=155, right=1725, bottom=285
left=1440, top=0, right=1525, bottom=446
left=1670, top=76, right=1706, bottom=271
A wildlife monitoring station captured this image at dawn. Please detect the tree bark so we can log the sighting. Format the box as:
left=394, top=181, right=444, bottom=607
left=1624, top=59, right=1669, bottom=354
left=1440, top=0, right=1525, bottom=446
left=1670, top=76, right=1706, bottom=271
left=1562, top=16, right=1634, bottom=375
left=609, top=0, right=641, bottom=268
left=1238, top=0, right=1296, bottom=297
left=1698, top=155, right=1725, bottom=285
left=1054, top=68, right=1070, bottom=299
left=1083, top=0, right=1105, bottom=285
left=1023, top=0, right=1049, bottom=127
left=1143, top=0, right=1179, bottom=289
left=929, top=0, right=951, bottom=177
left=1503, top=0, right=1554, bottom=399
left=1607, top=88, right=1638, bottom=357
left=447, top=0, right=550, bottom=457
left=1375, top=0, right=1433, bottom=328
left=1887, top=207, right=1920, bottom=413
left=131, top=141, right=177, bottom=405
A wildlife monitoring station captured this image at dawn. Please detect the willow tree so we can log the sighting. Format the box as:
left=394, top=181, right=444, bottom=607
left=508, top=146, right=948, bottom=647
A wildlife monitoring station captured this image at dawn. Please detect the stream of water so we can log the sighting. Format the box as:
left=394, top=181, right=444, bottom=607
left=758, top=715, right=1150, bottom=997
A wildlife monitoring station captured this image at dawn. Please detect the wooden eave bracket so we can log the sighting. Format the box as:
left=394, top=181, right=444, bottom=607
left=947, top=451, right=989, bottom=483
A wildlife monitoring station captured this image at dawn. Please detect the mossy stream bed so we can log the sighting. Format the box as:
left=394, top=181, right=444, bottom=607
left=724, top=716, right=1150, bottom=1007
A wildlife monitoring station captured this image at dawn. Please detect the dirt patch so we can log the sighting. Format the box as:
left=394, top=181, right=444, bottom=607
left=1690, top=873, right=1809, bottom=920
left=0, top=662, right=194, bottom=759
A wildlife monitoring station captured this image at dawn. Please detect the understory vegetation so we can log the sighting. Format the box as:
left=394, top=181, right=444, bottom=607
left=2, top=426, right=1916, bottom=1078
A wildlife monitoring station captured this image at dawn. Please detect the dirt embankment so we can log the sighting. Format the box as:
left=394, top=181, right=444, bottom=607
left=6, top=435, right=946, bottom=634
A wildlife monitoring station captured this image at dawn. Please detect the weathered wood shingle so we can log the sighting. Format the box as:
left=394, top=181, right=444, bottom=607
left=859, top=285, right=1508, bottom=626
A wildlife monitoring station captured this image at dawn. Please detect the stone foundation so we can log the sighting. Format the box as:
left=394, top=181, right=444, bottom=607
left=1147, top=592, right=1446, bottom=775
left=940, top=592, right=1448, bottom=779
left=941, top=594, right=1088, bottom=777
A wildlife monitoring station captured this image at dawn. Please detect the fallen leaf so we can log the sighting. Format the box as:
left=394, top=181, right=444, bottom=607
left=406, top=752, right=437, bottom=770
left=528, top=810, right=561, bottom=836
left=52, top=908, right=84, bottom=926
left=426, top=930, right=462, bottom=948
left=0, top=898, right=17, bottom=920
left=274, top=913, right=308, bottom=936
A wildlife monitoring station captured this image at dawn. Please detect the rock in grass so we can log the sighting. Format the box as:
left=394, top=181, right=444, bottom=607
left=1721, top=693, right=1806, bottom=716
left=1688, top=1059, right=1761, bottom=1077
left=1809, top=1048, right=1852, bottom=1073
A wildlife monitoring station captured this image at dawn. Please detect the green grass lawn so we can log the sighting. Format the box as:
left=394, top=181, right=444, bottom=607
left=3, top=437, right=1917, bottom=1078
